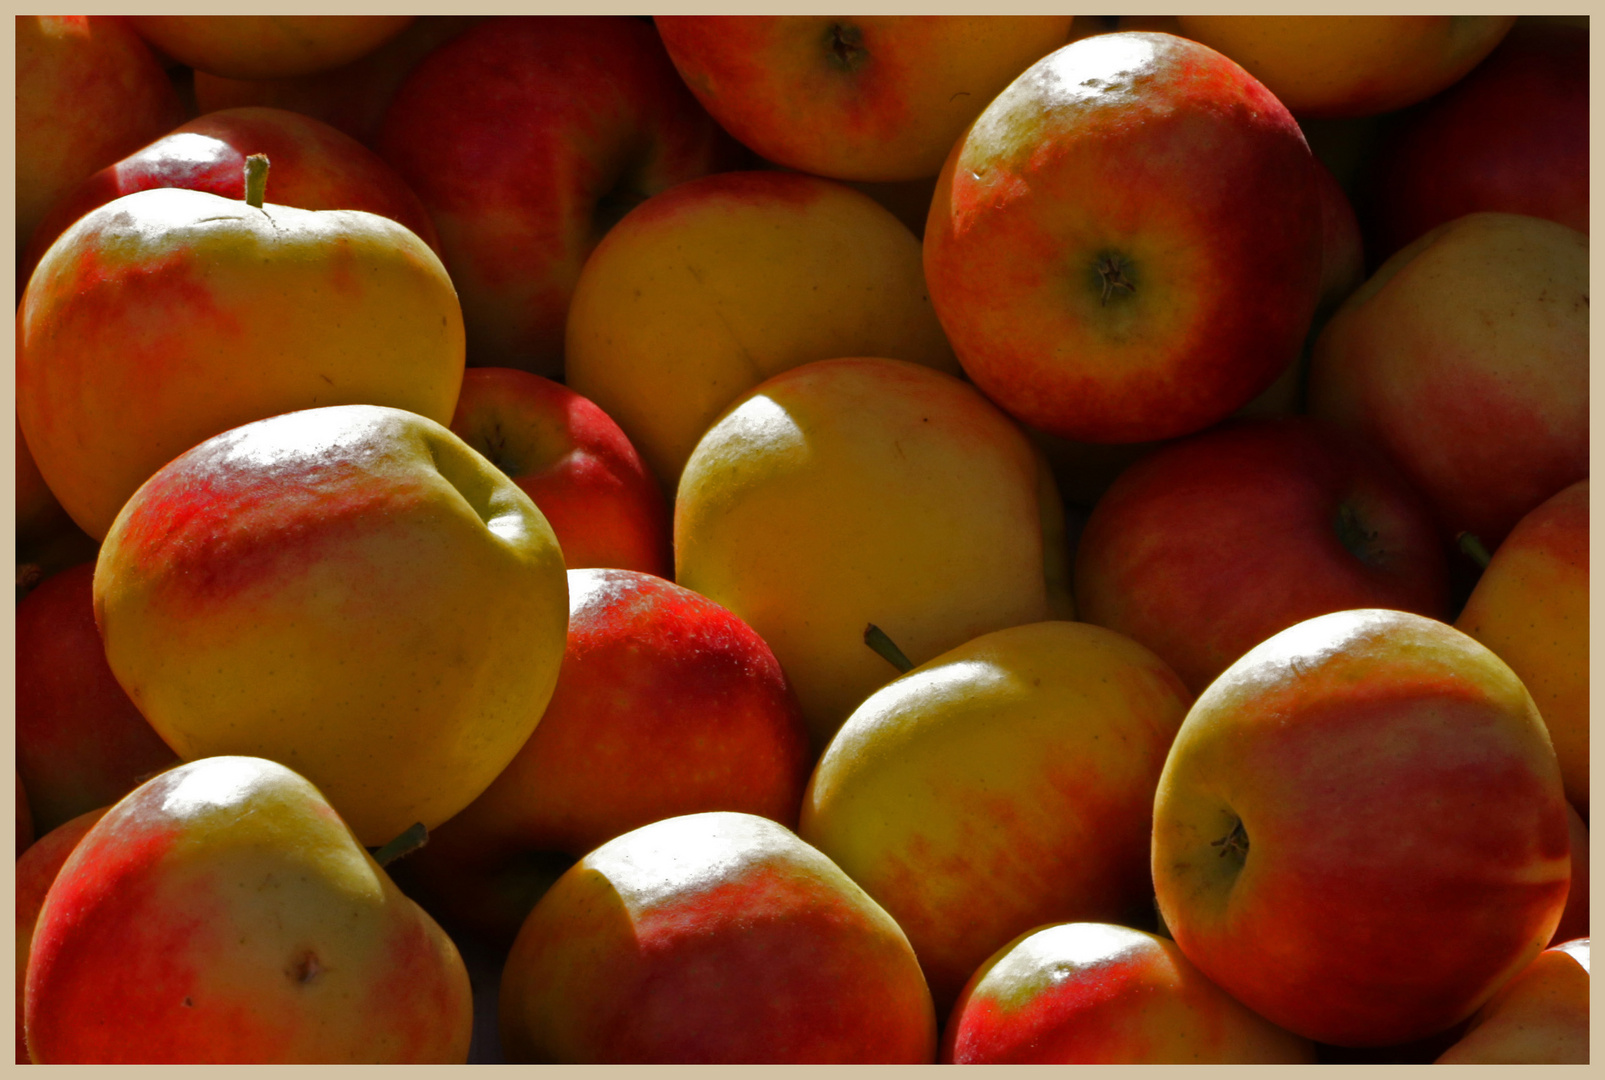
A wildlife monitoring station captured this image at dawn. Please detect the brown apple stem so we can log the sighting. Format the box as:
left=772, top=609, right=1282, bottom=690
left=1457, top=531, right=1493, bottom=569
left=864, top=623, right=914, bottom=674
left=370, top=821, right=427, bottom=867
left=244, top=153, right=270, bottom=209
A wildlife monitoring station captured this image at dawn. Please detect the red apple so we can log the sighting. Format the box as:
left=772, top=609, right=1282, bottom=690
left=943, top=922, right=1316, bottom=1063
left=1072, top=417, right=1451, bottom=695
left=655, top=16, right=1075, bottom=182
left=923, top=31, right=1324, bottom=445
left=376, top=15, right=736, bottom=377
left=498, top=811, right=938, bottom=1063
left=16, top=807, right=108, bottom=1064
left=448, top=369, right=671, bottom=578
left=1552, top=804, right=1589, bottom=946
left=129, top=15, right=416, bottom=80
left=15, top=778, right=34, bottom=861
left=20, top=105, right=442, bottom=294
left=1435, top=938, right=1589, bottom=1064
left=16, top=16, right=185, bottom=260
left=1152, top=609, right=1572, bottom=1047
left=1359, top=18, right=1587, bottom=263
left=16, top=562, right=179, bottom=836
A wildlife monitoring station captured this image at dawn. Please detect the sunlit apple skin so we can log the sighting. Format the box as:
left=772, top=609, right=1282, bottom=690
left=20, top=105, right=443, bottom=288
left=1153, top=609, right=1572, bottom=1048
left=17, top=186, right=466, bottom=541
left=1307, top=212, right=1588, bottom=548
left=15, top=562, right=178, bottom=836
left=924, top=31, right=1323, bottom=446
left=449, top=369, right=671, bottom=577
left=16, top=808, right=107, bottom=1064
left=92, top=405, right=569, bottom=847
left=1358, top=20, right=1587, bottom=263
left=1434, top=938, right=1588, bottom=1064
left=499, top=811, right=937, bottom=1063
left=943, top=922, right=1317, bottom=1064
left=675, top=357, right=1071, bottom=751
left=24, top=757, right=472, bottom=1064
left=564, top=169, right=959, bottom=490
left=655, top=16, right=1074, bottom=182
left=1455, top=480, right=1588, bottom=818
left=376, top=15, right=733, bottom=377
left=16, top=15, right=184, bottom=259
left=1073, top=417, right=1451, bottom=695
left=1175, top=16, right=1516, bottom=118
left=393, top=567, right=811, bottom=945
left=800, top=621, right=1189, bottom=1011
left=129, top=15, right=415, bottom=79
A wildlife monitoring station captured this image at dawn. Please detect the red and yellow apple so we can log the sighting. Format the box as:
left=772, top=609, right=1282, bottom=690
left=674, top=357, right=1071, bottom=750
left=924, top=31, right=1324, bottom=445
left=128, top=15, right=416, bottom=80
left=498, top=811, right=937, bottom=1063
left=654, top=16, right=1075, bottom=182
left=1435, top=938, right=1589, bottom=1064
left=1152, top=608, right=1572, bottom=1047
left=943, top=922, right=1317, bottom=1063
left=564, top=170, right=960, bottom=489
left=799, top=620, right=1190, bottom=1010
left=25, top=756, right=473, bottom=1063
left=449, top=368, right=671, bottom=577
left=16, top=807, right=108, bottom=1064
left=92, top=404, right=570, bottom=846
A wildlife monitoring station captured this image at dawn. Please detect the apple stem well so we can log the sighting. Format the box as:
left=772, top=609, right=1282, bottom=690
left=864, top=623, right=914, bottom=674
left=369, top=821, right=428, bottom=867
left=244, top=153, right=270, bottom=209
left=825, top=22, right=868, bottom=71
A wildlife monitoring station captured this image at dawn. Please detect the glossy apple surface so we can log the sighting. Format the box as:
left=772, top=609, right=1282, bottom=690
left=24, top=757, right=472, bottom=1063
left=924, top=32, right=1323, bottom=445
left=93, top=404, right=569, bottom=846
left=499, top=811, right=937, bottom=1063
left=1153, top=609, right=1572, bottom=1047
left=800, top=620, right=1189, bottom=1010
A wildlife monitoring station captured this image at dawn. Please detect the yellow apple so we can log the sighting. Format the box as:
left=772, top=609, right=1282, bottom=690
left=675, top=357, right=1071, bottom=751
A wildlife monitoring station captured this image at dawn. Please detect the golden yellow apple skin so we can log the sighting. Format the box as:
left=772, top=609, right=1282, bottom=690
left=565, top=171, right=959, bottom=489
left=1456, top=479, right=1588, bottom=817
left=675, top=357, right=1069, bottom=750
left=800, top=621, right=1190, bottom=1010
left=94, top=405, right=569, bottom=846
left=1176, top=16, right=1517, bottom=118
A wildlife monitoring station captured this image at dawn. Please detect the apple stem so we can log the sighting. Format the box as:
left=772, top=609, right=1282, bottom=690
left=864, top=623, right=914, bottom=674
left=1457, top=531, right=1493, bottom=570
left=244, top=153, right=270, bottom=209
left=370, top=821, right=427, bottom=867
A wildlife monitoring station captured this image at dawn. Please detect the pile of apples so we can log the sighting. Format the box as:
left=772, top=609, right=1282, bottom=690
left=13, top=13, right=1589, bottom=1065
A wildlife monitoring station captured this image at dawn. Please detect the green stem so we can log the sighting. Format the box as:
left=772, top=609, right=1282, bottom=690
left=244, top=153, right=270, bottom=209
left=864, top=623, right=914, bottom=674
left=1457, top=532, right=1493, bottom=570
left=370, top=822, right=427, bottom=867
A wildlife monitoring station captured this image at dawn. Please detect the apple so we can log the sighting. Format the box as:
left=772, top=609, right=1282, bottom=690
left=191, top=17, right=488, bottom=148
left=16, top=15, right=185, bottom=257
left=17, top=165, right=466, bottom=541
left=92, top=404, right=570, bottom=847
left=923, top=31, right=1324, bottom=445
left=1435, top=938, right=1589, bottom=1064
left=1152, top=608, right=1572, bottom=1047
left=128, top=15, right=416, bottom=79
left=448, top=368, right=671, bottom=577
left=16, top=807, right=108, bottom=1064
left=1307, top=212, right=1588, bottom=549
left=1072, top=417, right=1451, bottom=696
left=16, top=561, right=179, bottom=836
left=498, top=811, right=937, bottom=1063
left=654, top=16, right=1075, bottom=183
left=799, top=620, right=1190, bottom=1011
left=15, top=778, right=34, bottom=860
left=1174, top=16, right=1516, bottom=118
left=942, top=922, right=1317, bottom=1063
left=376, top=15, right=736, bottom=377
left=1357, top=19, right=1588, bottom=263
left=675, top=356, right=1072, bottom=751
left=20, top=105, right=443, bottom=291
left=24, top=756, right=473, bottom=1063
left=392, top=566, right=811, bottom=945
left=564, top=170, right=960, bottom=489
left=1552, top=804, right=1589, bottom=946
left=1455, top=479, right=1588, bottom=818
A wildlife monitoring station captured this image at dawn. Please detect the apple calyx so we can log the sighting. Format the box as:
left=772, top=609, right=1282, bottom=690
left=370, top=820, right=428, bottom=867
left=243, top=153, right=270, bottom=209
left=1211, top=817, right=1249, bottom=861
left=1456, top=531, right=1493, bottom=570
left=1095, top=254, right=1137, bottom=306
left=824, top=22, right=869, bottom=72
left=864, top=623, right=914, bottom=674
